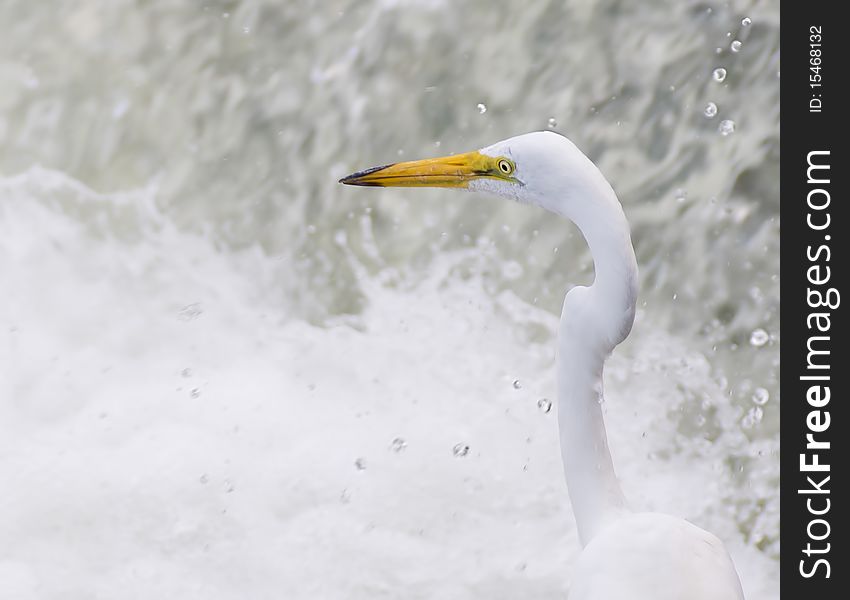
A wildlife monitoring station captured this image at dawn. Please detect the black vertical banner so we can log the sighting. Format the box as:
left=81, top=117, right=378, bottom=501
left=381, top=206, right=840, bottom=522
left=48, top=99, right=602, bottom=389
left=781, top=2, right=848, bottom=598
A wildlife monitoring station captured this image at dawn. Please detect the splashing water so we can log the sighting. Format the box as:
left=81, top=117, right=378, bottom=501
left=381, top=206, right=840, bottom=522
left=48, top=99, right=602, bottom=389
left=452, top=443, right=471, bottom=457
left=0, top=1, right=779, bottom=598
left=752, top=388, right=770, bottom=406
left=749, top=329, right=769, bottom=347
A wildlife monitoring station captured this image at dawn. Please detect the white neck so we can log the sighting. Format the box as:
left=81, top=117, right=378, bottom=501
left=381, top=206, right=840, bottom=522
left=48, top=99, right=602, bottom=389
left=552, top=154, right=638, bottom=546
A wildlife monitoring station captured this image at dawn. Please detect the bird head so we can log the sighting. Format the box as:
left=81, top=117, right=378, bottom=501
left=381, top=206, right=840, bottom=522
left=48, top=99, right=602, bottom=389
left=339, top=131, right=592, bottom=214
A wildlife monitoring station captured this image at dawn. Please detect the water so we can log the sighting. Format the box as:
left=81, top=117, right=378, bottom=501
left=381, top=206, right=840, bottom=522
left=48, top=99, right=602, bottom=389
left=0, top=1, right=779, bottom=598
left=452, top=443, right=471, bottom=458
left=719, top=119, right=737, bottom=136
left=749, top=328, right=769, bottom=347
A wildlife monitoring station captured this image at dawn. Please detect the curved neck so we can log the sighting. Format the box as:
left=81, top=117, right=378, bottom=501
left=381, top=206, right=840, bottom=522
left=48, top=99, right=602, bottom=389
left=555, top=164, right=638, bottom=547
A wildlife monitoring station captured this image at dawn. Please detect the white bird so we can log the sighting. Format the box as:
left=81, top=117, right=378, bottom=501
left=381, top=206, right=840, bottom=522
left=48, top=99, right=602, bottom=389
left=340, top=131, right=745, bottom=599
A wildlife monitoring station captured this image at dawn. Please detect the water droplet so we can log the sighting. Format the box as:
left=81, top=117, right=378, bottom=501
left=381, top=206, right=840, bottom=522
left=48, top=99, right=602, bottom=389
left=452, top=443, right=470, bottom=457
left=390, top=437, right=407, bottom=453
left=243, top=25, right=251, bottom=34
left=547, top=117, right=557, bottom=128
left=199, top=474, right=209, bottom=484
left=340, top=488, right=351, bottom=503
left=741, top=406, right=764, bottom=429
left=477, top=103, right=487, bottom=114
left=730, top=40, right=742, bottom=53
left=354, top=457, right=366, bottom=470
left=223, top=479, right=235, bottom=493
left=178, top=303, right=203, bottom=321
left=672, top=293, right=678, bottom=300
left=712, top=68, right=727, bottom=82
left=750, top=328, right=769, bottom=346
left=695, top=414, right=706, bottom=427
left=306, top=224, right=316, bottom=235
left=718, top=119, right=736, bottom=136
left=181, top=368, right=192, bottom=378
left=674, top=188, right=687, bottom=202
left=537, top=398, right=552, bottom=413
left=704, top=102, right=718, bottom=118
left=190, top=387, right=201, bottom=399
left=512, top=379, right=522, bottom=389
left=742, top=17, right=752, bottom=27
left=753, top=388, right=770, bottom=405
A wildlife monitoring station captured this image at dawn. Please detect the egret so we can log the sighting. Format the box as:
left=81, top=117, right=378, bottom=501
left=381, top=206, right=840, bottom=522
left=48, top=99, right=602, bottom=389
left=340, top=131, right=745, bottom=599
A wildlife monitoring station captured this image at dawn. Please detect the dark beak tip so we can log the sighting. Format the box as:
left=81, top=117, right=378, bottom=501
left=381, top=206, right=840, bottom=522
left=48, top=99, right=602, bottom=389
left=338, top=163, right=394, bottom=187
left=339, top=176, right=364, bottom=186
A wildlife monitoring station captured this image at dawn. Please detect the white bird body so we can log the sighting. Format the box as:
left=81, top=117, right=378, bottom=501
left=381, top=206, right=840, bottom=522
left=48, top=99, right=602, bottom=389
left=341, top=130, right=745, bottom=599
left=570, top=512, right=744, bottom=599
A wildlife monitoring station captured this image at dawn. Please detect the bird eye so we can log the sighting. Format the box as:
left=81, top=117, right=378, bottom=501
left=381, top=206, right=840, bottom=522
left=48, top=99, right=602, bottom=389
left=497, top=159, right=514, bottom=175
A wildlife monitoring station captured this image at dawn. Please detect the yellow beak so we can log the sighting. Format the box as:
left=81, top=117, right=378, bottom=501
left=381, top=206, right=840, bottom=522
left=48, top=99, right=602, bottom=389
left=339, top=150, right=509, bottom=189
